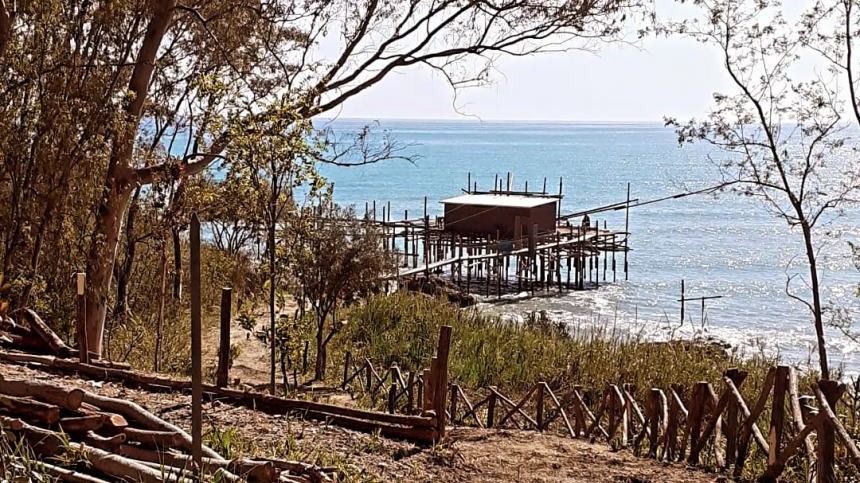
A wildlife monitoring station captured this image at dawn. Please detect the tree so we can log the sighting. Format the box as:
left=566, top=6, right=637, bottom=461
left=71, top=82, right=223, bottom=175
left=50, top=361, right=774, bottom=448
left=286, top=201, right=393, bottom=381
left=228, top=112, right=321, bottom=394
left=1, top=0, right=639, bottom=358
left=667, top=0, right=860, bottom=379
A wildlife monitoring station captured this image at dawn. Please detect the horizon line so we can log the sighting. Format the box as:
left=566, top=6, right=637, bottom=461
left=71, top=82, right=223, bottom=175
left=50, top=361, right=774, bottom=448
left=314, top=116, right=668, bottom=124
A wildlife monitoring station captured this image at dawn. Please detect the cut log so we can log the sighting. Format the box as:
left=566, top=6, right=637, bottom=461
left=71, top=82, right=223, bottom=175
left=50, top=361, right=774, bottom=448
left=33, top=461, right=112, bottom=483
left=20, top=309, right=74, bottom=357
left=261, top=458, right=337, bottom=483
left=0, top=375, right=85, bottom=410
left=0, top=350, right=437, bottom=443
left=59, top=414, right=106, bottom=433
left=0, top=416, right=65, bottom=455
left=0, top=393, right=61, bottom=424
left=83, top=430, right=127, bottom=451
left=0, top=317, right=32, bottom=337
left=90, top=359, right=132, bottom=370
left=73, top=443, right=180, bottom=483
left=0, top=331, right=49, bottom=352
left=77, top=404, right=129, bottom=430
left=122, top=427, right=185, bottom=449
left=80, top=390, right=224, bottom=460
left=118, top=444, right=271, bottom=482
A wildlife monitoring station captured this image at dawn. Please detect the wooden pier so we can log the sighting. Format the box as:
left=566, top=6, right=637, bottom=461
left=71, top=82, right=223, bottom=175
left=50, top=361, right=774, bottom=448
left=362, top=174, right=631, bottom=298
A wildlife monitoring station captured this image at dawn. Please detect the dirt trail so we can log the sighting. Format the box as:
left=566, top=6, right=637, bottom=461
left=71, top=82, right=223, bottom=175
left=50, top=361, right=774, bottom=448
left=200, top=302, right=297, bottom=387
left=1, top=361, right=721, bottom=483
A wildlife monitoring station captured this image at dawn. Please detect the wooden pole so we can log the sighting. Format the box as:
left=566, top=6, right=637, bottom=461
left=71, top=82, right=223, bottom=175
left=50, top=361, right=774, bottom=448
left=487, top=387, right=497, bottom=428
left=686, top=382, right=707, bottom=464
left=536, top=382, right=545, bottom=431
left=816, top=380, right=841, bottom=483
left=624, top=182, right=630, bottom=280
left=423, top=366, right=434, bottom=413
left=216, top=288, right=232, bottom=388
left=723, top=368, right=747, bottom=467
left=557, top=177, right=563, bottom=219
left=767, top=366, right=789, bottom=468
left=342, top=352, right=351, bottom=388
left=75, top=273, right=89, bottom=364
left=434, top=326, right=452, bottom=439
left=424, top=216, right=430, bottom=276
left=189, top=213, right=203, bottom=474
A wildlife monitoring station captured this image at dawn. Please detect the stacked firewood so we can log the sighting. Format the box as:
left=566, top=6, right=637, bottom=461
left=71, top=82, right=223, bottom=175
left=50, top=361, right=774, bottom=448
left=0, top=309, right=77, bottom=357
left=0, top=375, right=338, bottom=482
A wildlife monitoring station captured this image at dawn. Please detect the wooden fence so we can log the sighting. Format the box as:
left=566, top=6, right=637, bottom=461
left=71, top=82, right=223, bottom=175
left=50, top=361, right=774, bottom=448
left=342, top=358, right=860, bottom=481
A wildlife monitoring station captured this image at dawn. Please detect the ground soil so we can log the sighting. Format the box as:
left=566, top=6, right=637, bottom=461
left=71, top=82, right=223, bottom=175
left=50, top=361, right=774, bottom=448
left=1, top=361, right=724, bottom=483
left=200, top=302, right=298, bottom=388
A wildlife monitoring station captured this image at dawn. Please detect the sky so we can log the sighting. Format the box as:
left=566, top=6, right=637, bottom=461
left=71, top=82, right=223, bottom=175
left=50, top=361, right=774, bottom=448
left=324, top=2, right=813, bottom=123
left=331, top=35, right=733, bottom=123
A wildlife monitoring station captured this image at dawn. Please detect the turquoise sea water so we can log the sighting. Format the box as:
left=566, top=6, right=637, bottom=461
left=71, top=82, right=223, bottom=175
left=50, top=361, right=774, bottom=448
left=315, top=119, right=860, bottom=373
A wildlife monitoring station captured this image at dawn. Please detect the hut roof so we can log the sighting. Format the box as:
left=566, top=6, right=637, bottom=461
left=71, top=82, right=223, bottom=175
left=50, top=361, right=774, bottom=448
left=440, top=194, right=556, bottom=209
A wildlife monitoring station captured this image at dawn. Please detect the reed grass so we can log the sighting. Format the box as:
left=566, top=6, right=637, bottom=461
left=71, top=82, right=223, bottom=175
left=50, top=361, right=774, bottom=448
left=334, top=292, right=777, bottom=399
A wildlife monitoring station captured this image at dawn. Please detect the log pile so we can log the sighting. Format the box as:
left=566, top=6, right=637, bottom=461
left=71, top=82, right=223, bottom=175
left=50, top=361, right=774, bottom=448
left=1, top=310, right=76, bottom=358
left=0, top=375, right=338, bottom=482
left=0, top=349, right=438, bottom=443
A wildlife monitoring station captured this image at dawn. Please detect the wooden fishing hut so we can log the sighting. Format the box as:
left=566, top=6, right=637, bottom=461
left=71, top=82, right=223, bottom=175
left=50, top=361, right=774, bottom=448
left=441, top=193, right=557, bottom=239
left=368, top=173, right=631, bottom=298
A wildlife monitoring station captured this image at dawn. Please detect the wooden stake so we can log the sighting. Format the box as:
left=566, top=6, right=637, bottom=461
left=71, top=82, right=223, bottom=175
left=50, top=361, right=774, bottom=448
left=433, top=326, right=452, bottom=439
left=723, top=368, right=747, bottom=467
left=624, top=182, right=630, bottom=280
left=536, top=382, right=545, bottom=431
left=75, top=273, right=89, bottom=364
left=767, top=366, right=789, bottom=468
left=216, top=288, right=232, bottom=388
left=487, top=387, right=497, bottom=428
left=815, top=380, right=841, bottom=483
left=190, top=213, right=202, bottom=473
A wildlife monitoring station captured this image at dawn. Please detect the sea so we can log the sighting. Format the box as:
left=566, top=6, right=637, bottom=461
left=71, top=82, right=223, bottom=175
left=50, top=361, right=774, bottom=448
left=314, top=118, right=860, bottom=374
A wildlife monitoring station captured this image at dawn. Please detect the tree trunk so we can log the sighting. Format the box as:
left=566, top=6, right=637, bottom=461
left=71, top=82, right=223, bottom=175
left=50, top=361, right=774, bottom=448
left=154, top=240, right=167, bottom=372
left=171, top=226, right=182, bottom=300
left=83, top=0, right=176, bottom=359
left=85, top=169, right=136, bottom=358
left=115, top=188, right=141, bottom=318
left=268, top=220, right=276, bottom=395
left=314, top=317, right=326, bottom=381
left=801, top=220, right=829, bottom=380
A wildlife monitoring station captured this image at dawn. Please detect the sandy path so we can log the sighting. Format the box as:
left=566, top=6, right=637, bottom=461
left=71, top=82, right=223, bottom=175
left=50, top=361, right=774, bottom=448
left=200, top=301, right=298, bottom=387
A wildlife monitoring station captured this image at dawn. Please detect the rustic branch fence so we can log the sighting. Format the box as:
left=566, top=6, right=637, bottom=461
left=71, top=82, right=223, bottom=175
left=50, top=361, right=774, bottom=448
left=342, top=355, right=860, bottom=482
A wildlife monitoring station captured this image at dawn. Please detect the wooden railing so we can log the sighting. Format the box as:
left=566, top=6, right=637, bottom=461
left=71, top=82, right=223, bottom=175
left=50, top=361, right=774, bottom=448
left=342, top=358, right=860, bottom=481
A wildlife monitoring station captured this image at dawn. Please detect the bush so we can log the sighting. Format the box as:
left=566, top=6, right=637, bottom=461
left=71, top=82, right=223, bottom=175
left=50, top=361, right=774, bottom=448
left=333, top=292, right=777, bottom=398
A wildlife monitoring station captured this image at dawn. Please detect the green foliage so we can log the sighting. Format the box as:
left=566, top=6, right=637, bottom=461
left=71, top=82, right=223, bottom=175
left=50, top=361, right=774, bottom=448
left=205, top=426, right=243, bottom=460
left=335, top=292, right=776, bottom=398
